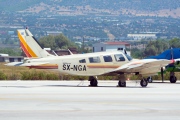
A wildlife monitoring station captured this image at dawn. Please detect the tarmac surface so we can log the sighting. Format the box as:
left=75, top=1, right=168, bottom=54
left=0, top=80, right=180, bottom=120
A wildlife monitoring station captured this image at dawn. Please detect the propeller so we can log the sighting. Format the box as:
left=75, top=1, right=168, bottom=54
left=161, top=47, right=174, bottom=83
left=170, top=47, right=175, bottom=64
left=161, top=67, right=164, bottom=82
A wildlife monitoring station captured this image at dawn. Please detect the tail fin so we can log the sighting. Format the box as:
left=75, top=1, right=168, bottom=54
left=17, top=29, right=54, bottom=58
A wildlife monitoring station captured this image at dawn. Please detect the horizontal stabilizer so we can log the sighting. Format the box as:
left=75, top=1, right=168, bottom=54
left=5, top=62, right=49, bottom=66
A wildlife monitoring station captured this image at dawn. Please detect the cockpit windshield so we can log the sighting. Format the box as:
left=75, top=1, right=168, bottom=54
left=125, top=54, right=133, bottom=61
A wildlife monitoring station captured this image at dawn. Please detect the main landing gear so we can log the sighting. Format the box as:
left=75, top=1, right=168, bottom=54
left=88, top=76, right=98, bottom=87
left=147, top=76, right=153, bottom=83
left=169, top=72, right=177, bottom=83
left=118, top=80, right=126, bottom=87
left=88, top=76, right=148, bottom=87
left=117, top=79, right=148, bottom=87
left=140, top=78, right=148, bottom=87
left=117, top=75, right=126, bottom=87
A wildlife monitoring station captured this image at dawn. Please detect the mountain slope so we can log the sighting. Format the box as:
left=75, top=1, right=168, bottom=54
left=0, top=0, right=180, bottom=14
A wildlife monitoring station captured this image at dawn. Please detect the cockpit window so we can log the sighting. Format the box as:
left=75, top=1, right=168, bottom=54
left=89, top=57, right=101, bottom=63
left=103, top=55, right=113, bottom=62
left=124, top=54, right=132, bottom=61
left=79, top=59, right=86, bottom=63
left=114, top=54, right=125, bottom=62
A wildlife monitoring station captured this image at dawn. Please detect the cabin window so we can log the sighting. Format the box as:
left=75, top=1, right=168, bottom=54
left=103, top=55, right=112, bottom=62
left=79, top=59, right=86, bottom=63
left=124, top=54, right=132, bottom=61
left=89, top=57, right=101, bottom=63
left=114, top=54, right=125, bottom=61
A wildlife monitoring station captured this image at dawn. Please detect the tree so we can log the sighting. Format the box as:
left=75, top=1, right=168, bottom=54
left=169, top=38, right=180, bottom=48
left=144, top=40, right=168, bottom=57
left=39, top=33, right=77, bottom=50
left=0, top=48, right=21, bottom=56
left=131, top=48, right=142, bottom=58
left=54, top=34, right=70, bottom=49
left=39, top=35, right=57, bottom=50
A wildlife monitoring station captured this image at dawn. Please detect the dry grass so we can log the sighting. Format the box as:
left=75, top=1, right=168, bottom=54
left=0, top=63, right=60, bottom=80
left=0, top=62, right=180, bottom=80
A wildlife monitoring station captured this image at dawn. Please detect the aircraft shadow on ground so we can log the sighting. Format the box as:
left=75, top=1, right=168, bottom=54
left=0, top=86, right=34, bottom=88
left=43, top=84, right=150, bottom=88
left=150, top=81, right=180, bottom=84
left=1, top=81, right=179, bottom=88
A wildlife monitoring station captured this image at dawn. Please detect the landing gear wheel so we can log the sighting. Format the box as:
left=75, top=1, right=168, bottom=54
left=140, top=79, right=148, bottom=87
left=90, top=79, right=98, bottom=86
left=89, top=76, right=98, bottom=86
left=170, top=76, right=177, bottom=83
left=147, top=76, right=153, bottom=83
left=118, top=81, right=126, bottom=87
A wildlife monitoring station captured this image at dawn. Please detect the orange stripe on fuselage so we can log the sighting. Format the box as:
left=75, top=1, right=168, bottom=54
left=18, top=31, right=37, bottom=57
left=28, top=64, right=58, bottom=69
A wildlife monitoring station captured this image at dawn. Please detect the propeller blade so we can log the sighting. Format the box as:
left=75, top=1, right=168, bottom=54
left=161, top=67, right=164, bottom=82
left=170, top=47, right=175, bottom=64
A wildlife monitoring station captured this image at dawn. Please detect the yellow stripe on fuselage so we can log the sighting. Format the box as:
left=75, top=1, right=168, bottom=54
left=18, top=31, right=38, bottom=57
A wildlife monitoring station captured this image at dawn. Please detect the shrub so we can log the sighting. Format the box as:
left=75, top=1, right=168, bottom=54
left=46, top=73, right=59, bottom=80
left=0, top=71, right=7, bottom=80
left=7, top=73, right=20, bottom=80
left=20, top=71, right=31, bottom=80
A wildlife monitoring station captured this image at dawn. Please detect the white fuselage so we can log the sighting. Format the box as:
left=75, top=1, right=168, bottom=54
left=27, top=51, right=131, bottom=76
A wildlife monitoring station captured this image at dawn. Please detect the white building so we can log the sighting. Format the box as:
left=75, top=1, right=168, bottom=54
left=46, top=31, right=62, bottom=36
left=92, top=42, right=131, bottom=55
left=127, top=34, right=157, bottom=40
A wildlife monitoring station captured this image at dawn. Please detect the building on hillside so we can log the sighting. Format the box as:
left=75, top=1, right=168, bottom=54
left=127, top=33, right=157, bottom=40
left=46, top=31, right=62, bottom=36
left=92, top=42, right=131, bottom=55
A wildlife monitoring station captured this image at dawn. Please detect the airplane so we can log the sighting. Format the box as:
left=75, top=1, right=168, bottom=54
left=5, top=29, right=173, bottom=87
left=146, top=48, right=180, bottom=83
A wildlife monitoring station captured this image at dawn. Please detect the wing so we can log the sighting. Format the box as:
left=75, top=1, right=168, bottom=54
left=5, top=62, right=58, bottom=69
left=105, top=59, right=171, bottom=76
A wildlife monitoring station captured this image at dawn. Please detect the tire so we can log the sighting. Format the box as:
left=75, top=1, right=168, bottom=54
left=147, top=77, right=153, bottom=83
left=118, top=81, right=126, bottom=87
left=140, top=80, right=148, bottom=87
left=90, top=78, right=98, bottom=86
left=170, top=76, right=177, bottom=83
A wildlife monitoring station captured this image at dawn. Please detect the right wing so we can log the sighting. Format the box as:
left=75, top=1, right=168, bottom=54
left=105, top=59, right=171, bottom=76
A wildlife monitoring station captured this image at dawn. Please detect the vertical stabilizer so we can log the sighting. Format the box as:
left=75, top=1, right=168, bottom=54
left=17, top=29, right=54, bottom=58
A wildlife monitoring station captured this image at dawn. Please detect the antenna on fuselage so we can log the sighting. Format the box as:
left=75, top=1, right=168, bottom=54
left=68, top=49, right=74, bottom=55
left=123, top=49, right=127, bottom=54
left=52, top=50, right=58, bottom=56
left=170, top=47, right=174, bottom=61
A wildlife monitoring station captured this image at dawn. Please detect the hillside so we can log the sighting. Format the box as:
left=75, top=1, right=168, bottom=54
left=0, top=0, right=180, bottom=11
left=0, top=0, right=180, bottom=17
